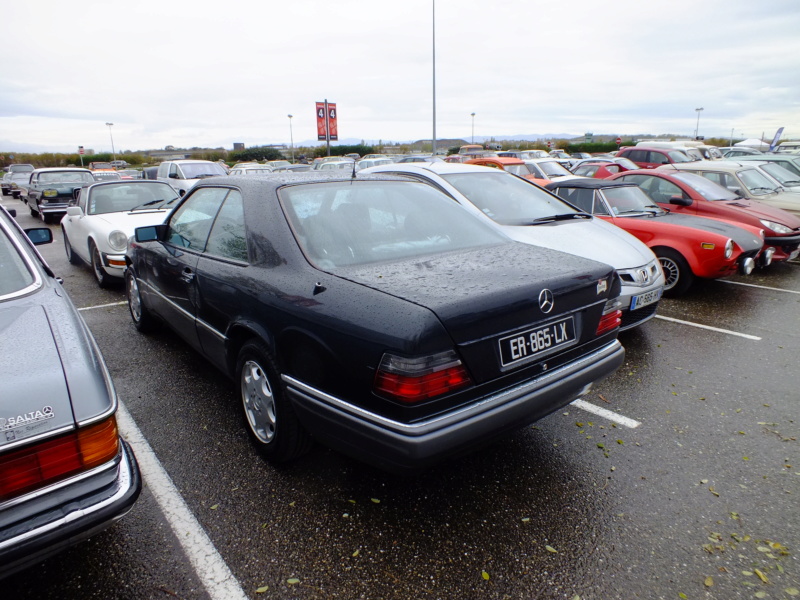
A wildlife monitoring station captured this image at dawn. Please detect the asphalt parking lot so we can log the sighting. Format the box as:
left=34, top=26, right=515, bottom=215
left=3, top=194, right=799, bottom=600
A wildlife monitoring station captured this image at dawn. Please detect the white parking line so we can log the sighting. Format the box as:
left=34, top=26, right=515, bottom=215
left=115, top=402, right=248, bottom=600
left=654, top=315, right=761, bottom=341
left=570, top=399, right=641, bottom=428
left=718, top=280, right=800, bottom=295
left=77, top=301, right=128, bottom=311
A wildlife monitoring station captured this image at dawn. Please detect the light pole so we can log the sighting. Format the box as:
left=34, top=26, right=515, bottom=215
left=287, top=114, right=294, bottom=162
left=694, top=108, right=704, bottom=139
left=105, top=122, right=116, bottom=162
left=431, top=0, right=437, bottom=156
left=471, top=112, right=476, bottom=144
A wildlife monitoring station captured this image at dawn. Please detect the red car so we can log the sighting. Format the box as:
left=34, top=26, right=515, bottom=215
left=572, top=159, right=638, bottom=179
left=545, top=179, right=764, bottom=296
left=607, top=169, right=800, bottom=263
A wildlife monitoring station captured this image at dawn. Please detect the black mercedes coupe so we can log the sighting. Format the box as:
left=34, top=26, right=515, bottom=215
left=126, top=174, right=625, bottom=472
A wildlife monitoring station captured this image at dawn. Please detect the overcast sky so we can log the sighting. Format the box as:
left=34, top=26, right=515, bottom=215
left=2, top=0, right=799, bottom=154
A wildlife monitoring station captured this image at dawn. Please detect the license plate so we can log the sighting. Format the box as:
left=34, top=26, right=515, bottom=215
left=630, top=288, right=661, bottom=310
left=498, top=317, right=576, bottom=367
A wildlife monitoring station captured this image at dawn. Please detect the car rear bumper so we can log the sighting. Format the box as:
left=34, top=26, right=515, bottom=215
left=0, top=439, right=141, bottom=579
left=284, top=340, right=625, bottom=473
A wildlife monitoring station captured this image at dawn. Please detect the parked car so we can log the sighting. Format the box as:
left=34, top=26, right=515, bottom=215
left=116, top=169, right=143, bottom=180
left=572, top=161, right=634, bottom=179
left=91, top=171, right=122, bottom=182
left=6, top=163, right=35, bottom=173
left=497, top=150, right=549, bottom=160
left=228, top=166, right=275, bottom=176
left=355, top=158, right=394, bottom=171
left=748, top=161, right=800, bottom=193
left=2, top=171, right=32, bottom=199
left=0, top=204, right=141, bottom=579
left=545, top=179, right=764, bottom=296
left=657, top=161, right=800, bottom=217
left=125, top=174, right=625, bottom=472
left=733, top=154, right=800, bottom=178
left=264, top=160, right=292, bottom=170
left=272, top=164, right=312, bottom=173
left=61, top=180, right=180, bottom=287
left=718, top=147, right=763, bottom=158
left=775, top=141, right=800, bottom=154
left=25, top=168, right=96, bottom=223
left=609, top=169, right=800, bottom=264
left=359, top=162, right=664, bottom=331
left=465, top=156, right=531, bottom=177
left=523, top=158, right=584, bottom=183
left=156, top=159, right=227, bottom=196
left=617, top=146, right=699, bottom=170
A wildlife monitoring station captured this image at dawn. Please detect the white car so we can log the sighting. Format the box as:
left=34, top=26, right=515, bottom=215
left=61, top=180, right=180, bottom=287
left=359, top=162, right=665, bottom=331
left=523, top=158, right=584, bottom=182
left=156, top=159, right=228, bottom=195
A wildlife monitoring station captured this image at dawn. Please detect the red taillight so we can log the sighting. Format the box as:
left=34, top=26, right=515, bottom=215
left=596, top=309, right=622, bottom=336
left=0, top=417, right=120, bottom=502
left=374, top=351, right=473, bottom=403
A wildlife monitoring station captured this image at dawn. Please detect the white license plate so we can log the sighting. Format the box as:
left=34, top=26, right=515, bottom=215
left=498, top=316, right=576, bottom=367
left=630, top=288, right=661, bottom=310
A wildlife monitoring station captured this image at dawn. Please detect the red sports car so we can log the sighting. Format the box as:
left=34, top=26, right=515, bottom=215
left=607, top=169, right=800, bottom=264
left=545, top=179, right=765, bottom=296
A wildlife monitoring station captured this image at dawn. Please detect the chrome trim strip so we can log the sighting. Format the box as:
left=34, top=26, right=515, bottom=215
left=0, top=217, right=45, bottom=302
left=0, top=424, right=75, bottom=454
left=282, top=340, right=622, bottom=433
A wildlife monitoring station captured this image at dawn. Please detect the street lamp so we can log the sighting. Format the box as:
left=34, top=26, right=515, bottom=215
left=287, top=114, right=294, bottom=162
left=471, top=112, right=476, bottom=144
left=694, top=108, right=704, bottom=139
left=105, top=122, right=116, bottom=162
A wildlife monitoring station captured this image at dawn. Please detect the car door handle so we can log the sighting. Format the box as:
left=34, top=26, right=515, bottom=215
left=180, top=267, right=195, bottom=283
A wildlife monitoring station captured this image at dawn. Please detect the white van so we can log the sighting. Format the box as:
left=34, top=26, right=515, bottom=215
left=776, top=141, right=800, bottom=154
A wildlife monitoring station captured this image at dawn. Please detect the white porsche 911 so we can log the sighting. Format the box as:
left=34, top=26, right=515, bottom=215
left=61, top=180, right=180, bottom=287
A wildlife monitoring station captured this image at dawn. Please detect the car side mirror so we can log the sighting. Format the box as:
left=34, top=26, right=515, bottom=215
left=25, top=228, right=53, bottom=245
left=7, top=208, right=16, bottom=217
left=668, top=195, right=692, bottom=206
left=728, top=187, right=744, bottom=198
left=66, top=206, right=83, bottom=217
left=135, top=224, right=167, bottom=243
left=168, top=172, right=179, bottom=179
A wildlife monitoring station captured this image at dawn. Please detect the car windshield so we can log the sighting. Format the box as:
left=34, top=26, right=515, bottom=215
left=9, top=165, right=34, bottom=173
left=0, top=223, right=36, bottom=298
left=440, top=171, right=574, bottom=225
left=668, top=151, right=695, bottom=163
left=536, top=161, right=572, bottom=177
left=738, top=168, right=780, bottom=195
left=89, top=183, right=180, bottom=214
left=614, top=158, right=639, bottom=170
left=38, top=171, right=95, bottom=184
left=671, top=172, right=739, bottom=201
left=280, top=180, right=507, bottom=269
left=602, top=186, right=665, bottom=216
left=181, top=163, right=228, bottom=178
left=757, top=163, right=800, bottom=186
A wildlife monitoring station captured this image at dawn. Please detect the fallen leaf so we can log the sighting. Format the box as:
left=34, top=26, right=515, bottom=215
left=545, top=545, right=558, bottom=553
left=679, top=593, right=688, bottom=599
left=210, top=504, right=219, bottom=510
left=371, top=498, right=381, bottom=504
left=754, top=568, right=769, bottom=584
left=616, top=439, right=624, bottom=445
left=521, top=517, right=531, bottom=522
left=482, top=570, right=490, bottom=580
left=599, top=394, right=609, bottom=403
left=287, top=578, right=300, bottom=585
left=755, top=592, right=767, bottom=599
left=352, top=549, right=360, bottom=557
left=785, top=587, right=799, bottom=596
left=709, top=487, right=720, bottom=497
left=255, top=585, right=269, bottom=594
left=704, top=576, right=714, bottom=587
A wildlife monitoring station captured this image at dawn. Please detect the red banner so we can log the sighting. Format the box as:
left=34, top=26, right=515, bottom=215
left=316, top=102, right=326, bottom=141
left=327, top=103, right=338, bottom=141
left=316, top=101, right=339, bottom=141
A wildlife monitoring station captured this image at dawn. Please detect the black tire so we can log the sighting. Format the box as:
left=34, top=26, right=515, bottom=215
left=657, top=248, right=694, bottom=297
left=237, top=340, right=313, bottom=462
left=1, top=188, right=8, bottom=196
left=62, top=227, right=82, bottom=265
left=126, top=269, right=158, bottom=333
left=90, top=242, right=112, bottom=288
left=30, top=205, right=38, bottom=217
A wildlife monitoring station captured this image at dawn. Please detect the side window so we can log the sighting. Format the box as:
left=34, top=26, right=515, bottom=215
left=647, top=152, right=669, bottom=165
left=698, top=171, right=736, bottom=189
left=169, top=163, right=179, bottom=178
left=166, top=187, right=229, bottom=250
left=205, top=190, right=247, bottom=262
left=627, top=150, right=648, bottom=163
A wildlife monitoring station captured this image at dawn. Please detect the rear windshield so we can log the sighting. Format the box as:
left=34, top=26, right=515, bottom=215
left=280, top=180, right=506, bottom=270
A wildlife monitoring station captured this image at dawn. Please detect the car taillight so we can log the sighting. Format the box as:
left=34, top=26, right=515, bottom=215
left=374, top=350, right=472, bottom=403
left=0, top=416, right=120, bottom=502
left=596, top=299, right=622, bottom=336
